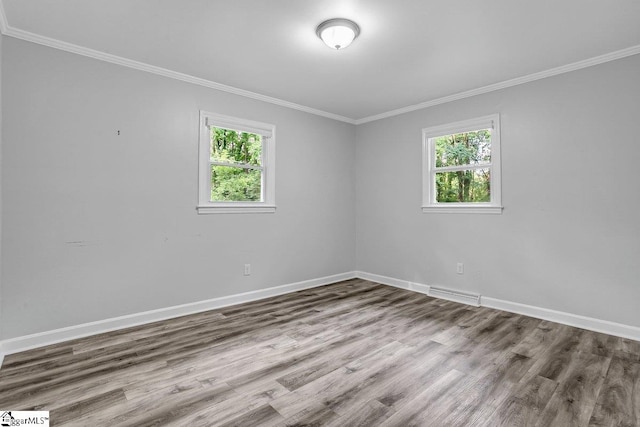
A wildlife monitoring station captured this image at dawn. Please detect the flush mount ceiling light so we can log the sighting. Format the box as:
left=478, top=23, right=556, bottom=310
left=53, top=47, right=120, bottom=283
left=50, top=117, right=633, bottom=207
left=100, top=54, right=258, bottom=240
left=316, top=18, right=360, bottom=50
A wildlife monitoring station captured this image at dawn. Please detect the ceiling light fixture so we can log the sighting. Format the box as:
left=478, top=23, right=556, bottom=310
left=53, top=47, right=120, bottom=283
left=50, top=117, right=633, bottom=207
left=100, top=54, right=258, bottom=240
left=316, top=18, right=360, bottom=50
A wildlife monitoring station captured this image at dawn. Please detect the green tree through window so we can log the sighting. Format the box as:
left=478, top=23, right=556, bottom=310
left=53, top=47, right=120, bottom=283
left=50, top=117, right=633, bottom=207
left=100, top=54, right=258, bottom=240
left=210, top=127, right=263, bottom=202
left=422, top=114, right=502, bottom=214
left=434, top=130, right=491, bottom=203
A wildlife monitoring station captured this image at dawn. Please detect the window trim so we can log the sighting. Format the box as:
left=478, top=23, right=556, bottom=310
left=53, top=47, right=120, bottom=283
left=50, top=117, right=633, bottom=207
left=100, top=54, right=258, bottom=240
left=422, top=114, right=503, bottom=214
left=197, top=111, right=276, bottom=214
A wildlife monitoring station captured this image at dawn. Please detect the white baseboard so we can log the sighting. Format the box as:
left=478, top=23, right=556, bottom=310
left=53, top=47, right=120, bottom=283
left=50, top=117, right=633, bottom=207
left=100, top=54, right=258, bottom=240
left=355, top=271, right=431, bottom=295
left=355, top=271, right=640, bottom=342
left=481, top=296, right=640, bottom=342
left=0, top=272, right=356, bottom=362
left=2, top=270, right=638, bottom=366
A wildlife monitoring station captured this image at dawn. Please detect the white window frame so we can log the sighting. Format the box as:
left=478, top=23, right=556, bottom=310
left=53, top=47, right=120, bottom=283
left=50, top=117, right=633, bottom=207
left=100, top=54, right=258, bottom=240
left=197, top=111, right=276, bottom=214
left=422, top=114, right=503, bottom=214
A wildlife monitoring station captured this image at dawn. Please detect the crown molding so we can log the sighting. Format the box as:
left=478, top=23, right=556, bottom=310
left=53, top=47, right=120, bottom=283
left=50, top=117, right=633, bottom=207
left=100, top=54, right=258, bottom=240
left=1, top=1, right=639, bottom=126
left=354, top=44, right=640, bottom=124
left=0, top=18, right=356, bottom=125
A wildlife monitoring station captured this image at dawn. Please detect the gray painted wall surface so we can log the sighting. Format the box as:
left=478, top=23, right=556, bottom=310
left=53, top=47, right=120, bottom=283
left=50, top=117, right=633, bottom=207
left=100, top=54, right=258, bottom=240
left=2, top=36, right=639, bottom=340
left=1, top=38, right=356, bottom=339
left=0, top=34, right=3, bottom=330
left=356, top=54, right=640, bottom=327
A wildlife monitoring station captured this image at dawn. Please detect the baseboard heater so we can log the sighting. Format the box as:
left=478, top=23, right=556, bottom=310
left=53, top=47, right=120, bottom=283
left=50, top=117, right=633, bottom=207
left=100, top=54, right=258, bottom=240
left=428, top=286, right=481, bottom=307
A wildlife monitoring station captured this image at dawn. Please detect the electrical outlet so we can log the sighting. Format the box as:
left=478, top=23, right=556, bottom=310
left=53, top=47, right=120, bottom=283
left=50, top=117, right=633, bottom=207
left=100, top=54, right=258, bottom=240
left=456, top=262, right=464, bottom=274
left=244, top=264, right=251, bottom=276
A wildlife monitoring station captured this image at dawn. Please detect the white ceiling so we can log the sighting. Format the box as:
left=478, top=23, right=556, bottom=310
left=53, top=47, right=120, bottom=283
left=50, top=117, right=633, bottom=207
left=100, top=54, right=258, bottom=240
left=2, top=0, right=640, bottom=122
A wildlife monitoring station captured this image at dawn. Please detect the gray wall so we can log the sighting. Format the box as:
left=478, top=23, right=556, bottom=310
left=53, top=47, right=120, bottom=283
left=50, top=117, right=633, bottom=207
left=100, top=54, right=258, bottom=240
left=356, top=54, right=640, bottom=327
left=0, top=38, right=356, bottom=339
left=2, top=35, right=639, bottom=341
left=0, top=34, right=3, bottom=329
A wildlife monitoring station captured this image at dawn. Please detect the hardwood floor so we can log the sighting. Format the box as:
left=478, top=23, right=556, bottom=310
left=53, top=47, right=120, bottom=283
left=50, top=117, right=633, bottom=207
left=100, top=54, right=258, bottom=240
left=1, top=279, right=638, bottom=426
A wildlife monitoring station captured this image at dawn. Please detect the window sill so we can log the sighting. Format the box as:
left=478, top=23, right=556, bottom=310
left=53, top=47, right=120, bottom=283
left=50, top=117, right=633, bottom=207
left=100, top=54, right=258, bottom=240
left=421, top=205, right=503, bottom=214
left=197, top=204, right=276, bottom=214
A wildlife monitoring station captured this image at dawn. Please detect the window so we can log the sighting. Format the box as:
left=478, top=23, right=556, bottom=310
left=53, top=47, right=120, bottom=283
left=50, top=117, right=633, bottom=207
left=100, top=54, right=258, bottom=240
left=198, top=111, right=275, bottom=214
left=422, top=114, right=502, bottom=214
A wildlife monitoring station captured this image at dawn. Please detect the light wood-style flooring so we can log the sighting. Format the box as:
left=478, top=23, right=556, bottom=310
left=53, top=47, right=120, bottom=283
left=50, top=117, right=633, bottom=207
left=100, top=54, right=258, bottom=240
left=0, top=279, right=639, bottom=426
